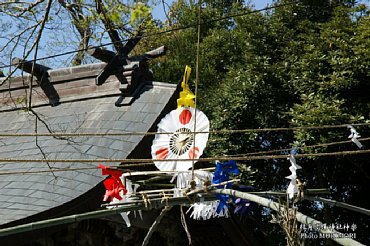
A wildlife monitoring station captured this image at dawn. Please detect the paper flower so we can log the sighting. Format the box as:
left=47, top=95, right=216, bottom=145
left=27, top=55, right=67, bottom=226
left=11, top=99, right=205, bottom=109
left=212, top=160, right=240, bottom=213
left=98, top=165, right=127, bottom=202
left=285, top=154, right=302, bottom=199
left=348, top=125, right=363, bottom=149
left=151, top=107, right=209, bottom=171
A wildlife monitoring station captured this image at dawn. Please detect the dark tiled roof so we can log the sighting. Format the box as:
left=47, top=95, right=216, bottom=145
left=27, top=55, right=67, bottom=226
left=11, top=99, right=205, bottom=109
left=0, top=62, right=177, bottom=226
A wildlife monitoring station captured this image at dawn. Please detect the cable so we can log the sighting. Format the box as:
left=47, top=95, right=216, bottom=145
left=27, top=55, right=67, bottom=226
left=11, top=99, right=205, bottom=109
left=1, top=149, right=370, bottom=165
left=0, top=0, right=299, bottom=70
left=0, top=122, right=368, bottom=137
left=224, top=137, right=370, bottom=157
left=0, top=136, right=368, bottom=175
left=191, top=0, right=202, bottom=183
left=1, top=136, right=367, bottom=175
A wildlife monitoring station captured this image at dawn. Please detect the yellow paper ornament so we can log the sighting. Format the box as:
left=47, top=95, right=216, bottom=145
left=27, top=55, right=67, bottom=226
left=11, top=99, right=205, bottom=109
left=177, top=66, right=196, bottom=108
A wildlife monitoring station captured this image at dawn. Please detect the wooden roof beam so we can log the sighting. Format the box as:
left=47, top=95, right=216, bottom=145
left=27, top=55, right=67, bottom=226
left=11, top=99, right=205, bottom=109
left=12, top=58, right=60, bottom=106
left=86, top=47, right=116, bottom=63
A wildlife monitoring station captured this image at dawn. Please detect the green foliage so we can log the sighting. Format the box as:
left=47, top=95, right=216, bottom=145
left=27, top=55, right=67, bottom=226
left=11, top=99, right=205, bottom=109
left=136, top=0, right=370, bottom=244
left=130, top=2, right=152, bottom=26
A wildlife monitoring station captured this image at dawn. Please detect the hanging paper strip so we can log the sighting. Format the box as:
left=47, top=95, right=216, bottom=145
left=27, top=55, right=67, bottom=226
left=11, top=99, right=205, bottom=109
left=151, top=107, right=209, bottom=171
left=98, top=165, right=127, bottom=202
left=187, top=200, right=229, bottom=220
left=212, top=160, right=240, bottom=213
left=107, top=178, right=142, bottom=227
left=180, top=169, right=230, bottom=220
left=285, top=154, right=302, bottom=199
left=172, top=170, right=213, bottom=197
left=177, top=66, right=196, bottom=108
left=348, top=125, right=363, bottom=149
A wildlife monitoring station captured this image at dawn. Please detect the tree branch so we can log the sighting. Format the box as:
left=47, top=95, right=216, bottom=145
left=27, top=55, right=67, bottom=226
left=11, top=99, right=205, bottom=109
left=58, top=0, right=91, bottom=65
left=141, top=206, right=172, bottom=246
left=95, top=0, right=124, bottom=53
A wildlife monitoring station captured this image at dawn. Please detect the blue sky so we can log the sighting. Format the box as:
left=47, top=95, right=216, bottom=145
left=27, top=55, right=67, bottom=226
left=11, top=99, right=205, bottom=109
left=152, top=0, right=273, bottom=20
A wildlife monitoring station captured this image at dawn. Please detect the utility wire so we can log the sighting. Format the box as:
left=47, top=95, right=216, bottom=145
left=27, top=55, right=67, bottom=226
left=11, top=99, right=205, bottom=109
left=225, top=137, right=370, bottom=157
left=1, top=149, right=370, bottom=164
left=0, top=135, right=367, bottom=175
left=0, top=122, right=368, bottom=137
left=0, top=0, right=299, bottom=70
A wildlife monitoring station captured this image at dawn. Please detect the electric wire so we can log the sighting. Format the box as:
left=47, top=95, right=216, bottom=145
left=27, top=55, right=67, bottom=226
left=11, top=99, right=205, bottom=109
left=0, top=122, right=369, bottom=137
left=0, top=135, right=368, bottom=176
left=1, top=149, right=370, bottom=165
left=191, top=0, right=202, bottom=183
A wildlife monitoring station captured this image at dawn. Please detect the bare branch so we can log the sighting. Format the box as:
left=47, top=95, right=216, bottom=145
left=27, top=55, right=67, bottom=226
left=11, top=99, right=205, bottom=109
left=95, top=0, right=124, bottom=53
left=0, top=0, right=45, bottom=18
left=26, top=0, right=53, bottom=109
left=58, top=0, right=91, bottom=65
left=141, top=206, right=172, bottom=246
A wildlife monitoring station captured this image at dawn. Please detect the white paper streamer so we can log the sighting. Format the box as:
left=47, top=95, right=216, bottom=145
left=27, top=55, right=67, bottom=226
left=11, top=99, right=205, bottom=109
left=186, top=200, right=229, bottom=220
left=107, top=178, right=141, bottom=227
left=285, top=154, right=302, bottom=199
left=171, top=170, right=213, bottom=198
left=348, top=125, right=363, bottom=149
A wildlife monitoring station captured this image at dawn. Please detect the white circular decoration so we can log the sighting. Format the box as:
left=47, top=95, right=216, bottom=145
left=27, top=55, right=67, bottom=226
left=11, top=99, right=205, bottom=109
left=151, top=107, right=209, bottom=171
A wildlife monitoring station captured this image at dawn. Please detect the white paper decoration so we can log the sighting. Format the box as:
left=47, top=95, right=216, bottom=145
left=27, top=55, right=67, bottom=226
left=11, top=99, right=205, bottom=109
left=348, top=125, right=363, bottom=149
left=285, top=154, right=302, bottom=199
left=151, top=107, right=210, bottom=171
left=107, top=178, right=141, bottom=227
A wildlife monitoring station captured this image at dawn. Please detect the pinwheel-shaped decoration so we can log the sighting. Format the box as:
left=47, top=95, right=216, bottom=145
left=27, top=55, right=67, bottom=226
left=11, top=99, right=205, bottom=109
left=98, top=165, right=127, bottom=202
left=151, top=107, right=209, bottom=171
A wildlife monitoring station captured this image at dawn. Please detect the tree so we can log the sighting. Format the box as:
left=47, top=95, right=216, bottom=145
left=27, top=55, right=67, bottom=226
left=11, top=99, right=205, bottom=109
left=0, top=0, right=153, bottom=78
left=137, top=0, right=370, bottom=244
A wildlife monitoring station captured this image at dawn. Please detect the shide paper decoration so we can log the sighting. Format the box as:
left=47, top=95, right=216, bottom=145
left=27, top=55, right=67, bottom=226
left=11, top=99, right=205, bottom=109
left=172, top=170, right=213, bottom=197
left=107, top=178, right=142, bottom=227
left=98, top=164, right=127, bottom=202
left=348, top=125, right=363, bottom=149
left=186, top=160, right=240, bottom=220
left=285, top=153, right=302, bottom=199
left=187, top=200, right=228, bottom=220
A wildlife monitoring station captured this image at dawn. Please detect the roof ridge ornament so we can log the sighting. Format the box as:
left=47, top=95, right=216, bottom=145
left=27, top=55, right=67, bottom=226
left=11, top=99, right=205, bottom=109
left=87, top=34, right=166, bottom=106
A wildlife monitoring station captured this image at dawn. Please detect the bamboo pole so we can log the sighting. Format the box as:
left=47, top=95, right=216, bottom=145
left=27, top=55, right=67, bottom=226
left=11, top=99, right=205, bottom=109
left=304, top=196, right=370, bottom=216
left=249, top=189, right=330, bottom=197
left=0, top=195, right=217, bottom=237
left=121, top=167, right=215, bottom=177
left=213, top=189, right=365, bottom=246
